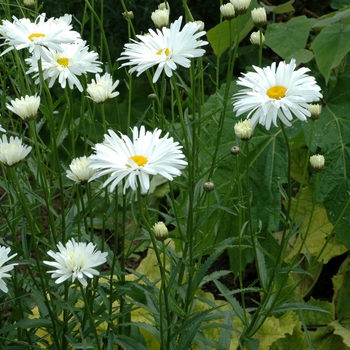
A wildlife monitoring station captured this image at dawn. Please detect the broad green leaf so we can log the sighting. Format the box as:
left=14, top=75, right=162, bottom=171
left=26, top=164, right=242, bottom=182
left=285, top=48, right=314, bottom=65
left=311, top=23, right=350, bottom=83
left=263, top=0, right=295, bottom=14
left=313, top=5, right=350, bottom=29
left=333, top=257, right=350, bottom=323
left=331, top=0, right=350, bottom=10
left=265, top=16, right=316, bottom=59
left=206, top=0, right=258, bottom=56
left=206, top=18, right=253, bottom=57
left=306, top=75, right=350, bottom=247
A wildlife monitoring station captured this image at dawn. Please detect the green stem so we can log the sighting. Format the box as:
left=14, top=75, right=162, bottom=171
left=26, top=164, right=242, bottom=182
left=80, top=284, right=101, bottom=350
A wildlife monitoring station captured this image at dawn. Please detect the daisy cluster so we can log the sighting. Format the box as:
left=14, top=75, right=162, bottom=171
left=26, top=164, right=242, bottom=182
left=0, top=13, right=119, bottom=95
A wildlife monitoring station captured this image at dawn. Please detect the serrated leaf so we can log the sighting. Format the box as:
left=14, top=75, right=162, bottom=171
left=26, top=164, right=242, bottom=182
left=265, top=16, right=316, bottom=59
left=311, top=23, right=350, bottom=83
left=256, top=311, right=297, bottom=349
left=302, top=297, right=334, bottom=326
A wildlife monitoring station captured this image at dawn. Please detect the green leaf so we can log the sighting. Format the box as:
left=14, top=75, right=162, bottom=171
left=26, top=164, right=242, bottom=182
left=265, top=16, right=316, bottom=59
left=271, top=302, right=331, bottom=315
left=307, top=74, right=350, bottom=247
left=206, top=19, right=253, bottom=57
left=333, top=257, right=350, bottom=323
left=331, top=0, right=350, bottom=10
left=309, top=326, right=350, bottom=350
left=313, top=5, right=350, bottom=29
left=285, top=49, right=314, bottom=65
left=263, top=0, right=295, bottom=14
left=206, top=0, right=258, bottom=56
left=311, top=24, right=350, bottom=83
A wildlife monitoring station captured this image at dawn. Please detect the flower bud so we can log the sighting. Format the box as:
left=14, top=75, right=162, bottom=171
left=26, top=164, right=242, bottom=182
left=230, top=146, right=240, bottom=155
left=203, top=181, right=215, bottom=192
left=158, top=2, right=170, bottom=11
left=308, top=103, right=322, bottom=120
left=122, top=11, right=134, bottom=20
left=230, top=0, right=251, bottom=15
left=220, top=3, right=235, bottom=20
left=152, top=222, right=169, bottom=241
left=234, top=119, right=253, bottom=140
left=23, top=0, right=35, bottom=7
left=250, top=31, right=265, bottom=47
left=151, top=9, right=169, bottom=29
left=251, top=7, right=267, bottom=27
left=310, top=154, right=325, bottom=171
left=195, top=20, right=205, bottom=32
left=148, top=93, right=157, bottom=100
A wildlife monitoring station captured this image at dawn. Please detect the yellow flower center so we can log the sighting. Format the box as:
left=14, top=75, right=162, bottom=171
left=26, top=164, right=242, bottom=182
left=126, top=155, right=148, bottom=168
left=156, top=48, right=170, bottom=56
left=266, top=85, right=287, bottom=99
left=57, top=57, right=69, bottom=67
left=28, top=33, right=46, bottom=41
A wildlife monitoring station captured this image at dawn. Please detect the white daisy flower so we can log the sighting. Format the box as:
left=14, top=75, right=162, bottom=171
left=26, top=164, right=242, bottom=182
left=6, top=94, right=40, bottom=121
left=118, top=16, right=207, bottom=83
left=86, top=73, right=120, bottom=103
left=0, top=246, right=17, bottom=293
left=0, top=125, right=5, bottom=133
left=26, top=41, right=102, bottom=92
left=66, top=156, right=96, bottom=183
left=89, top=126, right=187, bottom=194
left=0, top=13, right=81, bottom=61
left=44, top=239, right=108, bottom=286
left=232, top=59, right=322, bottom=130
left=0, top=135, right=32, bottom=166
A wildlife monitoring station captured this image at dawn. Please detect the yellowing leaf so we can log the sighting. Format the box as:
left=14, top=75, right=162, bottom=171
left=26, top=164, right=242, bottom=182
left=331, top=321, right=350, bottom=347
left=285, top=187, right=347, bottom=263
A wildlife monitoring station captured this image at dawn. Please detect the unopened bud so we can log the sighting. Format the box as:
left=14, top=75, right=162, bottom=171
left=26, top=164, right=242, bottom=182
left=250, top=31, right=265, bottom=47
left=153, top=222, right=169, bottom=241
left=148, top=93, right=157, bottom=100
left=251, top=7, right=267, bottom=27
left=230, top=146, right=240, bottom=155
left=122, top=11, right=134, bottom=20
left=310, top=154, right=325, bottom=171
left=203, top=182, right=215, bottom=192
left=23, top=0, right=35, bottom=7
left=230, top=0, right=251, bottom=15
left=220, top=3, right=235, bottom=20
left=234, top=119, right=253, bottom=140
left=195, top=20, right=205, bottom=32
left=309, top=103, right=322, bottom=120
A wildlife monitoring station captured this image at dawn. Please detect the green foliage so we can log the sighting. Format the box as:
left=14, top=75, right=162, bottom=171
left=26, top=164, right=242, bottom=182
left=1, top=0, right=350, bottom=348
